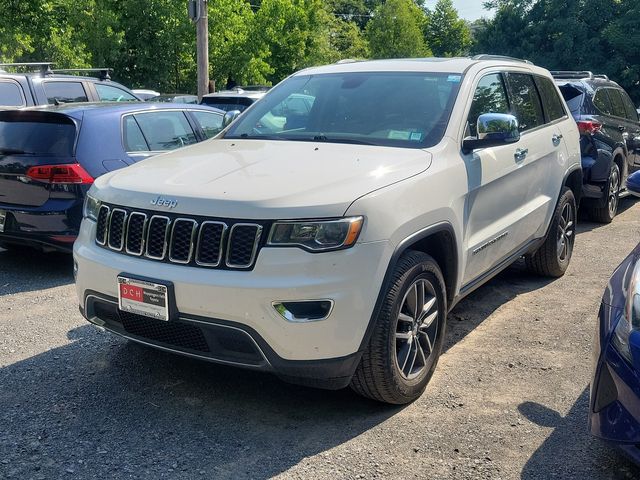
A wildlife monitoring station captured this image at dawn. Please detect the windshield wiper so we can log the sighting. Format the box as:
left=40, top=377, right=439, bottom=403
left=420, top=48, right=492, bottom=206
left=0, top=148, right=35, bottom=155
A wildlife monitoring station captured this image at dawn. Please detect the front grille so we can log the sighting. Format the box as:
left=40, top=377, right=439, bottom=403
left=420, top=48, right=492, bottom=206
left=95, top=203, right=266, bottom=270
left=119, top=310, right=210, bottom=353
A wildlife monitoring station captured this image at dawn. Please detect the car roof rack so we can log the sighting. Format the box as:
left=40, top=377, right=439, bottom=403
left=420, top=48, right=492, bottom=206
left=472, top=54, right=533, bottom=65
left=550, top=71, right=596, bottom=80
left=0, top=62, right=54, bottom=75
left=52, top=68, right=113, bottom=81
left=594, top=74, right=609, bottom=80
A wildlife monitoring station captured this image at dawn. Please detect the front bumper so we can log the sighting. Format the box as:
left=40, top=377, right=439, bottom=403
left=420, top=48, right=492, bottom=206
left=74, top=219, right=392, bottom=386
left=590, top=304, right=640, bottom=457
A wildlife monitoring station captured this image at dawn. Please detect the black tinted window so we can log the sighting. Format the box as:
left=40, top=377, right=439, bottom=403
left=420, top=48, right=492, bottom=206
left=0, top=81, right=25, bottom=107
left=133, top=111, right=197, bottom=151
left=535, top=76, right=565, bottom=121
left=0, top=116, right=76, bottom=155
left=467, top=73, right=510, bottom=137
left=44, top=82, right=88, bottom=104
left=593, top=89, right=613, bottom=115
left=506, top=73, right=544, bottom=131
left=619, top=90, right=638, bottom=122
left=123, top=115, right=149, bottom=152
left=607, top=89, right=627, bottom=118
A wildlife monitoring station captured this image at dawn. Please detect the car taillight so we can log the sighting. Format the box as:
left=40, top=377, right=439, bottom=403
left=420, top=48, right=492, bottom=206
left=576, top=120, right=602, bottom=136
left=26, top=164, right=94, bottom=184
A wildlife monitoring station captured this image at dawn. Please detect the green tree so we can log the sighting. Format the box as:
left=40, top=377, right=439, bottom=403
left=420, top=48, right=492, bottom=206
left=365, top=0, right=430, bottom=59
left=424, top=0, right=472, bottom=57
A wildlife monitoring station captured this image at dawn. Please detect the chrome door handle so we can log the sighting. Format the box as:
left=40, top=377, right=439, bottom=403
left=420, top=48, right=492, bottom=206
left=514, top=148, right=528, bottom=162
left=552, top=134, right=563, bottom=146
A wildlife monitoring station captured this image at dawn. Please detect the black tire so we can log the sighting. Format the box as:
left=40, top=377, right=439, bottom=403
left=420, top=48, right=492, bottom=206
left=587, top=162, right=620, bottom=224
left=350, top=251, right=447, bottom=404
left=525, top=186, right=576, bottom=277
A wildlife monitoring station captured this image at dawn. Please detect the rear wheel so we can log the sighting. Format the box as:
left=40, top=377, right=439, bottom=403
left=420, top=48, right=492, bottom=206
left=587, top=162, right=620, bottom=223
left=350, top=251, right=447, bottom=404
left=525, top=187, right=576, bottom=277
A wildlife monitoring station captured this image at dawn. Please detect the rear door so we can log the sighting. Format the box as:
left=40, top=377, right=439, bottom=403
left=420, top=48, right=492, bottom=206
left=618, top=89, right=640, bottom=167
left=0, top=111, right=79, bottom=207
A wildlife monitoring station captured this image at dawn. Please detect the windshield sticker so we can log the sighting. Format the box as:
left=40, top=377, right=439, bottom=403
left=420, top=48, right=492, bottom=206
left=410, top=132, right=423, bottom=141
left=388, top=130, right=411, bottom=140
left=447, top=75, right=462, bottom=83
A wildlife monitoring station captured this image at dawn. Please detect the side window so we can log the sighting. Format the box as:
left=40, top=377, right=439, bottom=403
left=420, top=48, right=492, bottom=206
left=607, top=89, right=627, bottom=118
left=191, top=111, right=224, bottom=139
left=133, top=111, right=197, bottom=151
left=534, top=76, right=566, bottom=122
left=44, top=81, right=88, bottom=104
left=123, top=115, right=149, bottom=152
left=619, top=90, right=638, bottom=122
left=0, top=81, right=25, bottom=107
left=506, top=73, right=545, bottom=131
left=466, top=73, right=510, bottom=137
left=593, top=89, right=613, bottom=115
left=95, top=84, right=138, bottom=102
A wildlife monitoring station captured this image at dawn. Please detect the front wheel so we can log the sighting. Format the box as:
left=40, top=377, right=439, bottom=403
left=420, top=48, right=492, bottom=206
left=350, top=251, right=447, bottom=404
left=525, top=186, right=576, bottom=277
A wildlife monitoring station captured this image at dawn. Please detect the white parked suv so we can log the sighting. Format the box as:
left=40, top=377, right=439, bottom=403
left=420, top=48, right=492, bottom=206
left=74, top=55, right=581, bottom=404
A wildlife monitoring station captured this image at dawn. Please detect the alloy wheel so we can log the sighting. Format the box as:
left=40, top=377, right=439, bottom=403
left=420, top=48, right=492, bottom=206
left=556, top=202, right=575, bottom=262
left=608, top=167, right=620, bottom=218
left=394, top=278, right=439, bottom=380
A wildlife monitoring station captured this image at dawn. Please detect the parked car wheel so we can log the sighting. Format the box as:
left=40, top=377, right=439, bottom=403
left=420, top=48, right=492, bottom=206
left=587, top=162, right=621, bottom=224
left=350, top=251, right=447, bottom=404
left=525, top=187, right=576, bottom=277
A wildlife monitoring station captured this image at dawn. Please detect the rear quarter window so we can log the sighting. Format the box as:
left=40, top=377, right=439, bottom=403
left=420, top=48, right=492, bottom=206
left=0, top=81, right=25, bottom=107
left=607, top=88, right=627, bottom=118
left=593, top=89, right=613, bottom=115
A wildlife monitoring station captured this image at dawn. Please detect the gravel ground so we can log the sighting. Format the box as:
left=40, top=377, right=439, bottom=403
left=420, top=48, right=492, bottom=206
left=2, top=200, right=640, bottom=479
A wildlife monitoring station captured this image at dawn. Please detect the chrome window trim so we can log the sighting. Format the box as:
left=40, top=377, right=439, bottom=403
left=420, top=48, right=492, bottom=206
left=226, top=223, right=263, bottom=268
left=168, top=218, right=198, bottom=264
left=195, top=221, right=228, bottom=267
left=145, top=215, right=171, bottom=260
left=95, top=205, right=111, bottom=245
left=125, top=212, right=148, bottom=256
left=107, top=208, right=127, bottom=251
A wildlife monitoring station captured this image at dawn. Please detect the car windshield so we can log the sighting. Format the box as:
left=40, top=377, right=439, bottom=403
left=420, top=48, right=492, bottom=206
left=224, top=71, right=462, bottom=148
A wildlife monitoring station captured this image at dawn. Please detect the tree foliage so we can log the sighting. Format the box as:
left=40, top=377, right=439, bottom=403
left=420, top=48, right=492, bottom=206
left=424, top=0, right=472, bottom=57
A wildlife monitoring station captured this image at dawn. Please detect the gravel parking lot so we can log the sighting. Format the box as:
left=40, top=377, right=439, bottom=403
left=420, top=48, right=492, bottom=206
left=2, top=200, right=640, bottom=479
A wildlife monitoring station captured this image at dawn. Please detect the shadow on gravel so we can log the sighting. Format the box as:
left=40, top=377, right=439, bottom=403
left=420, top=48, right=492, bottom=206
left=519, top=389, right=640, bottom=479
left=577, top=197, right=638, bottom=234
left=445, top=259, right=554, bottom=353
left=0, top=325, right=400, bottom=479
left=0, top=248, right=73, bottom=296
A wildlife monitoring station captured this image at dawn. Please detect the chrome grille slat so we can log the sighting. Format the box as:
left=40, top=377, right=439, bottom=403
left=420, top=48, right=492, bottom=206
left=94, top=204, right=262, bottom=270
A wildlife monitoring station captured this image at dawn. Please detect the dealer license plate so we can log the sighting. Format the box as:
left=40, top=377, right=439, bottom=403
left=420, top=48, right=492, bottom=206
left=117, top=276, right=169, bottom=321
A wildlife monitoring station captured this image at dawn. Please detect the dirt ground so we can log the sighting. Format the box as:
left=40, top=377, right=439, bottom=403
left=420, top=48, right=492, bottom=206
left=2, top=199, right=640, bottom=479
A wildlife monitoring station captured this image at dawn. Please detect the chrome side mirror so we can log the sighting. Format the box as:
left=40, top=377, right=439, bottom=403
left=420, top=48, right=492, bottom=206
left=223, top=109, right=242, bottom=128
left=462, top=113, right=520, bottom=154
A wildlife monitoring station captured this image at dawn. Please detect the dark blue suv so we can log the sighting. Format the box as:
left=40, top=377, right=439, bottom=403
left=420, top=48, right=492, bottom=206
left=0, top=102, right=224, bottom=252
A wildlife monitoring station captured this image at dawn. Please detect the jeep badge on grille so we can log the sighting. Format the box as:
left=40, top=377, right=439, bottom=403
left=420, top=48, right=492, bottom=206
left=150, top=196, right=178, bottom=209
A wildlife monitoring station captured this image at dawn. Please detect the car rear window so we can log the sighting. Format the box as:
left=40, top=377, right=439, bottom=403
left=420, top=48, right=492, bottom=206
left=0, top=81, right=25, bottom=107
left=201, top=97, right=255, bottom=112
left=0, top=114, right=77, bottom=156
left=557, top=84, right=584, bottom=114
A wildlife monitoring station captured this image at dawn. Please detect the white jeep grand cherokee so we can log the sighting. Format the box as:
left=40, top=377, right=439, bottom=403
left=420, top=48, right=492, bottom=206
left=75, top=56, right=581, bottom=404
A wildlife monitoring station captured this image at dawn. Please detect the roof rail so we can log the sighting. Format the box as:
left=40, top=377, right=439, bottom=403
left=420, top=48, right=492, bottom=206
left=472, top=54, right=533, bottom=65
left=594, top=74, right=609, bottom=81
left=52, top=68, right=113, bottom=81
left=550, top=71, right=594, bottom=79
left=0, top=62, right=54, bottom=75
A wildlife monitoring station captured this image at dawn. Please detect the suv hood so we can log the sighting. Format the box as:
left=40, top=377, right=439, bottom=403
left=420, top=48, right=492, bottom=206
left=95, top=139, right=431, bottom=219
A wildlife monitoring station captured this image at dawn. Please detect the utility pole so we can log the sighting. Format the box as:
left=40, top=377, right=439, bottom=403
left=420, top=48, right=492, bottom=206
left=189, top=0, right=209, bottom=100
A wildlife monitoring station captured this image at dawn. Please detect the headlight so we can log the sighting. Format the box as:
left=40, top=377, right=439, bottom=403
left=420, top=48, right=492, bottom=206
left=267, top=216, right=364, bottom=252
left=83, top=193, right=101, bottom=221
left=612, top=260, right=640, bottom=363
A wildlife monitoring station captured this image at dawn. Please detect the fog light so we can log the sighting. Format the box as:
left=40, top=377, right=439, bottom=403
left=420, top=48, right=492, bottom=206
left=272, top=300, right=334, bottom=322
